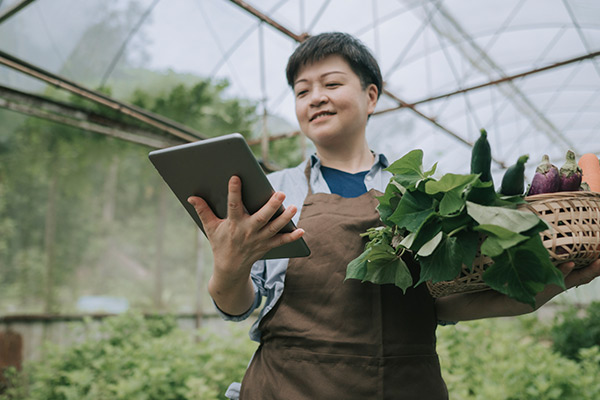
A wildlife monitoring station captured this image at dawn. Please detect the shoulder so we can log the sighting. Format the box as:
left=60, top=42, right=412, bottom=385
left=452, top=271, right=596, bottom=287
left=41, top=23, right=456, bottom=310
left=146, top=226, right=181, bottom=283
left=267, top=160, right=308, bottom=189
left=370, top=153, right=392, bottom=192
left=266, top=160, right=309, bottom=210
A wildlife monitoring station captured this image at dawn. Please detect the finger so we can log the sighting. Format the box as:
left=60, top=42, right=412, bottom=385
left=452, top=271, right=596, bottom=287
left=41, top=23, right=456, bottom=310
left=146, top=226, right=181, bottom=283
left=567, top=259, right=600, bottom=289
left=270, top=227, right=305, bottom=248
left=556, top=261, right=576, bottom=277
left=227, top=176, right=245, bottom=220
left=187, top=196, right=220, bottom=230
left=263, top=204, right=298, bottom=237
left=252, top=191, right=286, bottom=229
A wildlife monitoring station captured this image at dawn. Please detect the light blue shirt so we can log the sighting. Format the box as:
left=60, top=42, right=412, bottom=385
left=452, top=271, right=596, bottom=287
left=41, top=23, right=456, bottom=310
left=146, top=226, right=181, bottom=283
left=215, top=153, right=392, bottom=342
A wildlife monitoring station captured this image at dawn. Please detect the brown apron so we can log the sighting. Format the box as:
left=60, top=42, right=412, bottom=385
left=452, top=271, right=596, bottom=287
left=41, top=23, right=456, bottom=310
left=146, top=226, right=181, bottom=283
left=240, top=164, right=448, bottom=399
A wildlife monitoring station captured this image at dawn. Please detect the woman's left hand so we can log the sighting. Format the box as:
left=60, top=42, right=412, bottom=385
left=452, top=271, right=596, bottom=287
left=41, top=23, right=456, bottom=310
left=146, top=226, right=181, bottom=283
left=561, top=258, right=600, bottom=290
left=435, top=258, right=600, bottom=322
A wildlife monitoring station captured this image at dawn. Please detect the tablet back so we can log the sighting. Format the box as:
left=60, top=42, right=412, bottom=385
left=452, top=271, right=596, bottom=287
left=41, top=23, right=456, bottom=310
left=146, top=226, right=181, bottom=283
left=148, top=133, right=310, bottom=260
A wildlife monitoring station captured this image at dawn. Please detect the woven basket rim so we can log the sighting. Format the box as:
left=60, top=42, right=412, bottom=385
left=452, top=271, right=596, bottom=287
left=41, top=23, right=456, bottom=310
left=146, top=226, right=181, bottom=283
left=525, top=191, right=600, bottom=201
left=428, top=190, right=600, bottom=298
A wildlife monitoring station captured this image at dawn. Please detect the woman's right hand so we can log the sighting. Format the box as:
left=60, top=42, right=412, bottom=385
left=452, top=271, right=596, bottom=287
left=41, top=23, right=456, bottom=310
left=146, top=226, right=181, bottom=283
left=187, top=175, right=304, bottom=314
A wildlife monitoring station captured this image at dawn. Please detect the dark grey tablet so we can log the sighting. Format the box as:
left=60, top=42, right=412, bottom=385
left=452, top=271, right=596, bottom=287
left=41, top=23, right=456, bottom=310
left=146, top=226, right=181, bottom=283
left=148, top=133, right=310, bottom=260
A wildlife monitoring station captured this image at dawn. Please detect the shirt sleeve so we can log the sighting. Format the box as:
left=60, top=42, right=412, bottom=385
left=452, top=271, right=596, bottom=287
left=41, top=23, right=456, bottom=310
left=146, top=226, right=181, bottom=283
left=212, top=260, right=266, bottom=322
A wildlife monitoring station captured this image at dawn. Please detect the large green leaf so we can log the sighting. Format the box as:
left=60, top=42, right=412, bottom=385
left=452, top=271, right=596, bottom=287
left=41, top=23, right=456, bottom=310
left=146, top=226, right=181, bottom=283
left=440, top=212, right=471, bottom=234
left=466, top=201, right=541, bottom=233
left=483, top=236, right=564, bottom=307
left=417, top=231, right=443, bottom=257
left=483, top=249, right=537, bottom=307
left=417, top=234, right=465, bottom=284
left=475, top=224, right=529, bottom=257
left=399, top=232, right=416, bottom=249
left=409, top=214, right=443, bottom=251
left=366, top=242, right=398, bottom=262
left=455, top=229, right=479, bottom=268
left=364, top=257, right=413, bottom=292
left=392, top=257, right=414, bottom=292
left=346, top=248, right=370, bottom=281
left=523, top=235, right=565, bottom=288
left=439, top=189, right=465, bottom=216
left=384, top=149, right=437, bottom=190
left=376, top=181, right=403, bottom=226
left=389, top=190, right=435, bottom=231
left=425, top=173, right=479, bottom=195
left=345, top=247, right=413, bottom=292
left=521, top=219, right=553, bottom=237
left=385, top=149, right=424, bottom=176
left=394, top=173, right=426, bottom=192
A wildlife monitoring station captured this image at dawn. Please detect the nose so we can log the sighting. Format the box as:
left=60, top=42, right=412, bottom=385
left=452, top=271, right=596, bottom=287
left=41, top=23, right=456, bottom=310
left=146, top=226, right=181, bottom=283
left=309, top=87, right=328, bottom=106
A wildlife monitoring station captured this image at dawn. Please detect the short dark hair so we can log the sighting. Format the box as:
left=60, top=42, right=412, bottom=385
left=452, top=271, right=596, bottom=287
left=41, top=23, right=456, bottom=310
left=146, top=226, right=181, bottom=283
left=286, top=32, right=383, bottom=99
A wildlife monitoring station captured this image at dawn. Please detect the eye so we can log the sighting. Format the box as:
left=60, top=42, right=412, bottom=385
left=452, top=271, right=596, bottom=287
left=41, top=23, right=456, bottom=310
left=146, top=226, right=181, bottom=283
left=295, top=89, right=308, bottom=98
left=326, top=82, right=340, bottom=88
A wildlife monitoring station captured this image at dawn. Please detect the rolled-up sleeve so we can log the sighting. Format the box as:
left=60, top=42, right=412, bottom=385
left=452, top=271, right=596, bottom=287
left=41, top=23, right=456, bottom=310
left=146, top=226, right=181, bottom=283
left=213, top=260, right=266, bottom=321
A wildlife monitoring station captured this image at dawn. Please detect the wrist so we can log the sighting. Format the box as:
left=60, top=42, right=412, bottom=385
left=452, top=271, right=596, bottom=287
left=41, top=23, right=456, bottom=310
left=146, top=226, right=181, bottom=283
left=208, top=268, right=251, bottom=296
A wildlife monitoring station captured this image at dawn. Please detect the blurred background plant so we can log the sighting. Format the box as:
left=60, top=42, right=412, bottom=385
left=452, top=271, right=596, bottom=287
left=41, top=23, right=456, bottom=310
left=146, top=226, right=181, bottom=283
left=2, top=306, right=600, bottom=400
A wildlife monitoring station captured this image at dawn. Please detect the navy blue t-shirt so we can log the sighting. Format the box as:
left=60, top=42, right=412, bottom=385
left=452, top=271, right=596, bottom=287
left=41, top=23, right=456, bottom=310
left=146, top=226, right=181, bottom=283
left=320, top=166, right=369, bottom=198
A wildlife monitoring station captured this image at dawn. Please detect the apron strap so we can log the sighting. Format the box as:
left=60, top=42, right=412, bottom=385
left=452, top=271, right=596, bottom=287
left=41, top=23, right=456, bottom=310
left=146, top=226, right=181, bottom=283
left=303, top=160, right=314, bottom=196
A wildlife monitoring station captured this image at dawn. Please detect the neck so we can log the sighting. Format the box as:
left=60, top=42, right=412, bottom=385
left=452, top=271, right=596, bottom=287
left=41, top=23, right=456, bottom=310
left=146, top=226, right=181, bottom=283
left=316, top=140, right=375, bottom=173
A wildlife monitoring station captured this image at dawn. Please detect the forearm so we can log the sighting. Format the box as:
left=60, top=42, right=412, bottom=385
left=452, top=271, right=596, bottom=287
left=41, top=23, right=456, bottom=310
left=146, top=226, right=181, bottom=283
left=435, top=284, right=563, bottom=322
left=436, top=260, right=600, bottom=322
left=208, top=269, right=256, bottom=317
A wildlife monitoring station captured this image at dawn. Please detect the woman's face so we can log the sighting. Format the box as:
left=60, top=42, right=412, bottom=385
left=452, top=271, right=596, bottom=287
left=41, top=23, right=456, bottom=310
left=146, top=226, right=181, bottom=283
left=293, top=55, right=378, bottom=149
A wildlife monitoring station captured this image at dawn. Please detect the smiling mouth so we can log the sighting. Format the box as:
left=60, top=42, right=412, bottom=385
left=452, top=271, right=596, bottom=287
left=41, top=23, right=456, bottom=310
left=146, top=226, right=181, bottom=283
left=309, top=111, right=336, bottom=122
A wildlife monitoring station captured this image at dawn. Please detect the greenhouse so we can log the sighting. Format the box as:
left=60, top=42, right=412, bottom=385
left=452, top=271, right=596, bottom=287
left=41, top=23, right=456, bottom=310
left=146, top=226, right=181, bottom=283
left=1, top=0, right=600, bottom=398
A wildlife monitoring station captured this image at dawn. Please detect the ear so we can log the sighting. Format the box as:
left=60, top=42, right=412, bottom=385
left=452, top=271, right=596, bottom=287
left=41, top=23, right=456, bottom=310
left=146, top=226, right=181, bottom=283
left=366, top=83, right=378, bottom=115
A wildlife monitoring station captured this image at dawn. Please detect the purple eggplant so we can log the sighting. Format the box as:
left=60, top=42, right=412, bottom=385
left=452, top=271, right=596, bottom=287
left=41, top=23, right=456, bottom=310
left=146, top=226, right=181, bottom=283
left=559, top=150, right=583, bottom=192
left=528, top=154, right=560, bottom=195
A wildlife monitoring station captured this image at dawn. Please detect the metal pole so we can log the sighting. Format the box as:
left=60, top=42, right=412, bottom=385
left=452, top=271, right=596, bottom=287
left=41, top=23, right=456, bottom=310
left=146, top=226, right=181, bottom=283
left=0, top=0, right=35, bottom=25
left=0, top=50, right=204, bottom=142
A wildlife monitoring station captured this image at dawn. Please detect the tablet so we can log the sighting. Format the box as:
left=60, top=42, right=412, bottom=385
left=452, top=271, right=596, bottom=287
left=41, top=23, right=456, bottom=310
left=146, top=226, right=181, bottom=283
left=148, top=133, right=310, bottom=260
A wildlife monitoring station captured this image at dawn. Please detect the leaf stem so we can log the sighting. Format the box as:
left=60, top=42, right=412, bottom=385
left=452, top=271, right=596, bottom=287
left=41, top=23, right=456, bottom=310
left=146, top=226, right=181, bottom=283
left=447, top=225, right=468, bottom=237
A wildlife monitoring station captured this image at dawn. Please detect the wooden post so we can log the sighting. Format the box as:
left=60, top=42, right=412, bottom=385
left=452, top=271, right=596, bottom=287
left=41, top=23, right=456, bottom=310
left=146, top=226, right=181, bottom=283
left=43, top=161, right=58, bottom=314
left=0, top=330, right=23, bottom=388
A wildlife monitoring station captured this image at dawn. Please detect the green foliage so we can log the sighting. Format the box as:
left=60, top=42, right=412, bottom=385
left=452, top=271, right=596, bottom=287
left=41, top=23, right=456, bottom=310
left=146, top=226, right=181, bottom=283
left=438, top=316, right=600, bottom=400
left=5, top=313, right=600, bottom=399
left=551, top=301, right=600, bottom=360
left=347, top=149, right=565, bottom=307
left=130, top=79, right=257, bottom=139
left=0, top=74, right=269, bottom=313
left=0, top=313, right=257, bottom=400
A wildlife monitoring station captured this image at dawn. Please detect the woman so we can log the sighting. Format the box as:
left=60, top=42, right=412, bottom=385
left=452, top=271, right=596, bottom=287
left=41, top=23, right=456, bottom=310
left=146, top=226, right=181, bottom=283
left=188, top=32, right=600, bottom=399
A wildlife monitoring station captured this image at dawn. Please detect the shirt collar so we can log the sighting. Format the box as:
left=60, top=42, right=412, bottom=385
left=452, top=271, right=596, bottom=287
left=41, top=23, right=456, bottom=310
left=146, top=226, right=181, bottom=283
left=309, top=152, right=388, bottom=170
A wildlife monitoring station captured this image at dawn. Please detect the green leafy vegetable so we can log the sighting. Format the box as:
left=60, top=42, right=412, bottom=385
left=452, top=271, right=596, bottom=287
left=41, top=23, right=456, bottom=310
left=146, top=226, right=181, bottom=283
left=346, top=148, right=564, bottom=307
left=345, top=226, right=413, bottom=292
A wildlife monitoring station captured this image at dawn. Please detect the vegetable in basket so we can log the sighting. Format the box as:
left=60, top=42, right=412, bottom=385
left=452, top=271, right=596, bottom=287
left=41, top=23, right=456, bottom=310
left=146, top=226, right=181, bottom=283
left=527, top=155, right=560, bottom=196
left=346, top=142, right=564, bottom=308
left=578, top=153, right=600, bottom=192
left=470, top=128, right=493, bottom=183
left=499, top=155, right=529, bottom=196
left=558, top=150, right=582, bottom=192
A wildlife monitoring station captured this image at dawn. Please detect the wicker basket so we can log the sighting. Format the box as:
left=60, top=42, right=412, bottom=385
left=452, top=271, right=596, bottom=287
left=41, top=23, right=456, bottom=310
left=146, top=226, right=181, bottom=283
left=427, top=191, right=600, bottom=298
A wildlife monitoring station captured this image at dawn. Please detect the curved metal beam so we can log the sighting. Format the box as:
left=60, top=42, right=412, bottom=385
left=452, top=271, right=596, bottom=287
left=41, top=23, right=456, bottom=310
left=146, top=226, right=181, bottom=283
left=0, top=0, right=35, bottom=25
left=0, top=49, right=205, bottom=142
left=375, top=50, right=600, bottom=114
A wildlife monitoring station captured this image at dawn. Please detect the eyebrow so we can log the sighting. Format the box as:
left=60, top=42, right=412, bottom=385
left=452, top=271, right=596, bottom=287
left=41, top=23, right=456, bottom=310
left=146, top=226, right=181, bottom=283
left=294, top=70, right=347, bottom=86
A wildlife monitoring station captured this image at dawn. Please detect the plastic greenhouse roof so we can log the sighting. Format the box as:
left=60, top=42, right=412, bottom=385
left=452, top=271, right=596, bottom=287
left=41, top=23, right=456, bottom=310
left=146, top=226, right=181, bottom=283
left=1, top=0, right=599, bottom=181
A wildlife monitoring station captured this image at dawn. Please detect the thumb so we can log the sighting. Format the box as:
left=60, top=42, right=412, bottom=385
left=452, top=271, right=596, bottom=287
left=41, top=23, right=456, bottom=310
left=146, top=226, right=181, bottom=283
left=188, top=196, right=219, bottom=230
